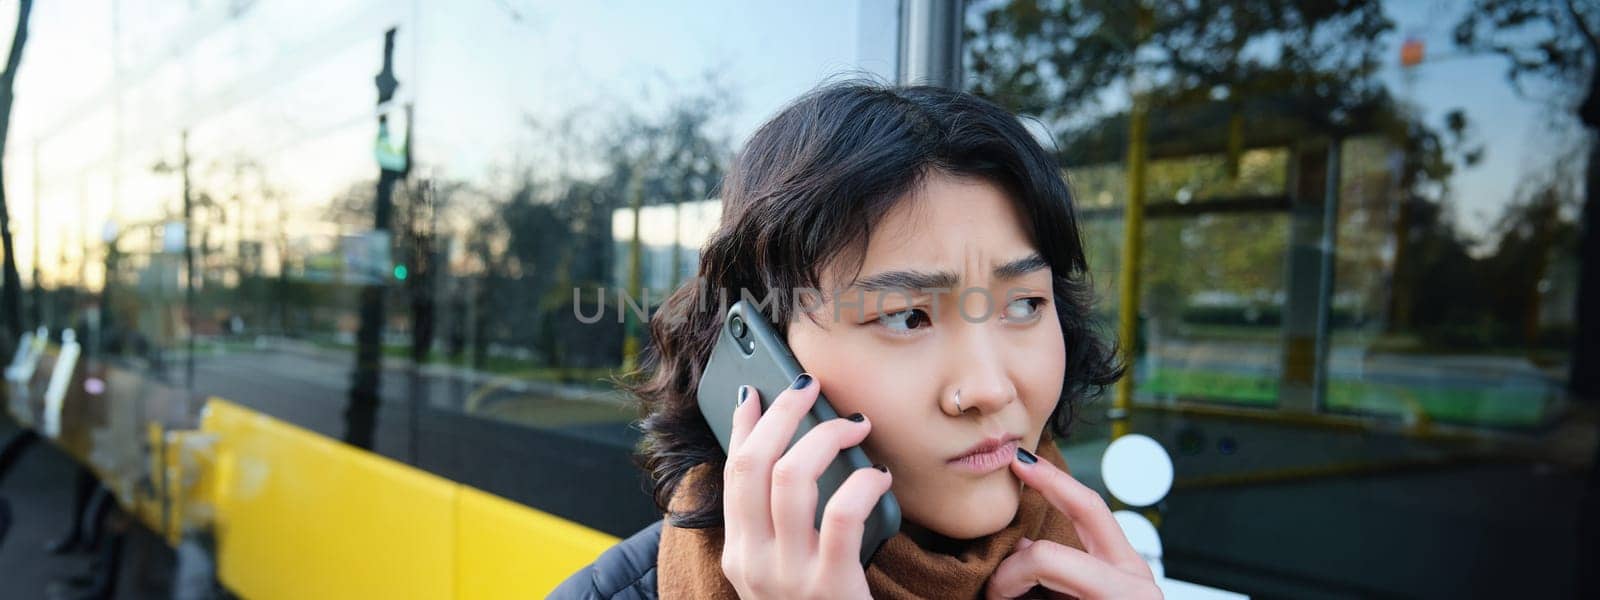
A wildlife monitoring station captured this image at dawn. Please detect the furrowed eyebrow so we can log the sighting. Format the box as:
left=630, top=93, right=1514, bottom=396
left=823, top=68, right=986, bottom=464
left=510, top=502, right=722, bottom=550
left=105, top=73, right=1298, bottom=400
left=846, top=253, right=1048, bottom=293
left=848, top=269, right=960, bottom=293
left=993, top=253, right=1048, bottom=281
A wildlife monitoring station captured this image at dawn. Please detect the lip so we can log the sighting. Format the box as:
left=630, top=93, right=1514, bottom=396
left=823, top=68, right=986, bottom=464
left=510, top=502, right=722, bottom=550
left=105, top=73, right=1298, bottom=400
left=947, top=434, right=1023, bottom=474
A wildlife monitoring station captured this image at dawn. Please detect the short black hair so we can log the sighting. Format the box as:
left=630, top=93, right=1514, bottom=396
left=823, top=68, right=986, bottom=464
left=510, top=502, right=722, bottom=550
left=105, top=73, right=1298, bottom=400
left=626, top=80, right=1124, bottom=529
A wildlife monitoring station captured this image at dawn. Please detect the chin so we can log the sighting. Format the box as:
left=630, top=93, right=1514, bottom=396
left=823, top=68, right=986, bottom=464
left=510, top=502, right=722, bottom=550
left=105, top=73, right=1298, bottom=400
left=909, top=474, right=1023, bottom=540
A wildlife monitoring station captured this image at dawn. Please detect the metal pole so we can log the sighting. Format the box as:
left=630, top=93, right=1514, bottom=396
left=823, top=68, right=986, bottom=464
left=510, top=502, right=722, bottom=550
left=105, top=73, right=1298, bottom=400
left=77, top=182, right=86, bottom=290
left=182, top=130, right=195, bottom=390
left=1279, top=140, right=1335, bottom=414
left=1113, top=96, right=1148, bottom=440
left=31, top=141, right=39, bottom=327
left=898, top=0, right=964, bottom=88
left=347, top=28, right=402, bottom=450
left=622, top=171, right=643, bottom=372
left=1314, top=140, right=1342, bottom=410
left=1112, top=4, right=1153, bottom=439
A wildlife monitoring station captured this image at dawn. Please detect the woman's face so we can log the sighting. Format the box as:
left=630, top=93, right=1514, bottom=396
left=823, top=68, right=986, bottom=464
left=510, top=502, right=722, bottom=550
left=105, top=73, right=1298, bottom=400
left=786, top=171, right=1066, bottom=541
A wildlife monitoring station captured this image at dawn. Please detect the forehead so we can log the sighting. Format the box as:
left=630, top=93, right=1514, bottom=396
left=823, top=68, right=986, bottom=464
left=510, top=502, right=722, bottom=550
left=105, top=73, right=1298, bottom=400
left=827, top=172, right=1038, bottom=287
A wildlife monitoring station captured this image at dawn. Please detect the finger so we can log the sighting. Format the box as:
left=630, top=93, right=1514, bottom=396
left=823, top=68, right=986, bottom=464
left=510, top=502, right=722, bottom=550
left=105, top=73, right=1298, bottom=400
left=984, top=539, right=1122, bottom=600
left=771, top=413, right=872, bottom=563
left=723, top=384, right=763, bottom=533
left=816, top=464, right=893, bottom=571
left=725, top=374, right=819, bottom=540
left=740, top=373, right=821, bottom=467
left=1011, top=447, right=1146, bottom=573
left=728, top=384, right=761, bottom=454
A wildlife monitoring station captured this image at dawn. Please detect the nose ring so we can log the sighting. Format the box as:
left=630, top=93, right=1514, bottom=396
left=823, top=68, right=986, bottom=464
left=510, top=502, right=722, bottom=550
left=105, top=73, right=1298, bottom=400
left=954, top=388, right=963, bottom=413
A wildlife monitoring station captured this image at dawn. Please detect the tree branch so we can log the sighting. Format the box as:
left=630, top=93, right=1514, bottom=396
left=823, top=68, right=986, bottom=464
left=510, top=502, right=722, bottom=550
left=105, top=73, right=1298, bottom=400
left=0, top=0, right=29, bottom=91
left=1567, top=0, right=1599, bottom=56
left=0, top=0, right=33, bottom=158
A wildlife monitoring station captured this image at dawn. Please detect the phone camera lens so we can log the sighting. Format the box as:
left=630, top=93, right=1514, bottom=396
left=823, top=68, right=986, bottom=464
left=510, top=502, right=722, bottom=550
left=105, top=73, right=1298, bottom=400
left=729, top=315, right=747, bottom=339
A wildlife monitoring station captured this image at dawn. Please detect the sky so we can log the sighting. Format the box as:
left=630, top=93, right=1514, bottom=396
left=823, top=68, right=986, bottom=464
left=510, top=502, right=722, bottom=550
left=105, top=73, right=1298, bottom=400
left=2, top=0, right=898, bottom=289
left=0, top=0, right=1587, bottom=290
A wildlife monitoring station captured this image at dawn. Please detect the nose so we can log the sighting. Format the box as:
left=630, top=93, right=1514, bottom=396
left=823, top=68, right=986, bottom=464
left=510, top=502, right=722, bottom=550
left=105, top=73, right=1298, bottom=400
left=943, top=324, right=1017, bottom=417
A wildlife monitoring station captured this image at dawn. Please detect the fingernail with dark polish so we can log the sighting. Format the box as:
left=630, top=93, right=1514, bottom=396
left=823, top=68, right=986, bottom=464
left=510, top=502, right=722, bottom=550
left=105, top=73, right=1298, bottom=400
left=846, top=412, right=865, bottom=422
left=737, top=385, right=750, bottom=406
left=873, top=463, right=888, bottom=473
left=1015, top=447, right=1038, bottom=464
left=791, top=373, right=813, bottom=390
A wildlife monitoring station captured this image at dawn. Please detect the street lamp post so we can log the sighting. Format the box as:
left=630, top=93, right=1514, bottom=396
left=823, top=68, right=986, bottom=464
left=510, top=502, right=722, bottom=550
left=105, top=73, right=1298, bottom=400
left=346, top=28, right=409, bottom=450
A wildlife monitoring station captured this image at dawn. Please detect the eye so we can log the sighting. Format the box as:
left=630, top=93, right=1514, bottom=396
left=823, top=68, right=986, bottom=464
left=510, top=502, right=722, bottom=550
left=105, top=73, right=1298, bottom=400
left=876, top=307, right=932, bottom=334
left=1003, top=297, right=1047, bottom=322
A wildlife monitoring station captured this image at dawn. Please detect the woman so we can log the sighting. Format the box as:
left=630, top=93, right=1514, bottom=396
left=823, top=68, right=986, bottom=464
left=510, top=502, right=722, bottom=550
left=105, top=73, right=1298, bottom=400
left=554, top=81, right=1159, bottom=599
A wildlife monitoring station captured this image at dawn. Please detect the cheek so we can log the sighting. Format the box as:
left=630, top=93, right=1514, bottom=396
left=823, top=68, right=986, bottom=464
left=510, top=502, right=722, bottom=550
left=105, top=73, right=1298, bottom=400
left=787, top=325, right=926, bottom=419
left=1021, top=317, right=1068, bottom=421
left=787, top=327, right=938, bottom=470
left=804, top=362, right=933, bottom=438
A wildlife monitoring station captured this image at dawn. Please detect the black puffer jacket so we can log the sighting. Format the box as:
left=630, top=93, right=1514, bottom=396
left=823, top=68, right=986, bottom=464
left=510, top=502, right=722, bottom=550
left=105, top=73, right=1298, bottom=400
left=548, top=520, right=662, bottom=599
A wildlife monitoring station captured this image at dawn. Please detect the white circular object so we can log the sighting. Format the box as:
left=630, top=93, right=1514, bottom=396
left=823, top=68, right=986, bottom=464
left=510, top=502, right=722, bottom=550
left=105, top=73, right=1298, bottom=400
left=1112, top=510, right=1163, bottom=558
left=1101, top=434, right=1174, bottom=507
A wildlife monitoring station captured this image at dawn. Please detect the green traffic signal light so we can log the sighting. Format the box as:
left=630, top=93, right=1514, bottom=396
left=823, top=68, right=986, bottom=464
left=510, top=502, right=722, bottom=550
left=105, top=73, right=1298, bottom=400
left=393, top=264, right=408, bottom=281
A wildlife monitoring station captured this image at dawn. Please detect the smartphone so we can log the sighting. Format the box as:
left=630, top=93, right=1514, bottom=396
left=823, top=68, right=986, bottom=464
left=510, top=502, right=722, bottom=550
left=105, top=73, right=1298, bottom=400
left=697, top=300, right=902, bottom=566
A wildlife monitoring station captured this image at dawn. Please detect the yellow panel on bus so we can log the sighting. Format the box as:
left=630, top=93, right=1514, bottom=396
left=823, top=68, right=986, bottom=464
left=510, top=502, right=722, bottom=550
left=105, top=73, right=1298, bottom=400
left=456, top=484, right=619, bottom=598
left=202, top=399, right=457, bottom=599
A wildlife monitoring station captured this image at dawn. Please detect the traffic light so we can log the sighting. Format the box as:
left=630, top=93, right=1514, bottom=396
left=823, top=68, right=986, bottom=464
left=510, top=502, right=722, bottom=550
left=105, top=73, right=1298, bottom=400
left=376, top=28, right=399, bottom=104
left=393, top=263, right=408, bottom=281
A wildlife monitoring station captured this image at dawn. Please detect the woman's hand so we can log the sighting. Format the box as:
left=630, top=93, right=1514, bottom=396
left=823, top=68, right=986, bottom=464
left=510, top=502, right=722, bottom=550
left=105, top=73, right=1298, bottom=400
left=721, top=374, right=894, bottom=599
left=985, top=448, right=1163, bottom=600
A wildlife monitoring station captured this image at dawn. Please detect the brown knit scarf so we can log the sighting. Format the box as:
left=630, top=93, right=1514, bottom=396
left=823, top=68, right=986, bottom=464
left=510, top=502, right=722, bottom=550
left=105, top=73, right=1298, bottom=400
left=658, top=439, right=1084, bottom=599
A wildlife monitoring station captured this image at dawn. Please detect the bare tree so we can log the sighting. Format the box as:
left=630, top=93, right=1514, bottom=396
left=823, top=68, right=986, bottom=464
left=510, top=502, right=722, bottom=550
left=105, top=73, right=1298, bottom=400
left=1455, top=0, right=1598, bottom=397
left=0, top=0, right=34, bottom=353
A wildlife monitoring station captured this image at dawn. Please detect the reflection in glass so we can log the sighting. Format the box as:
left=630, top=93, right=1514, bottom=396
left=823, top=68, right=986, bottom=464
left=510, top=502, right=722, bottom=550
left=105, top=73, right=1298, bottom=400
left=15, top=0, right=901, bottom=538
left=965, top=0, right=1591, bottom=597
